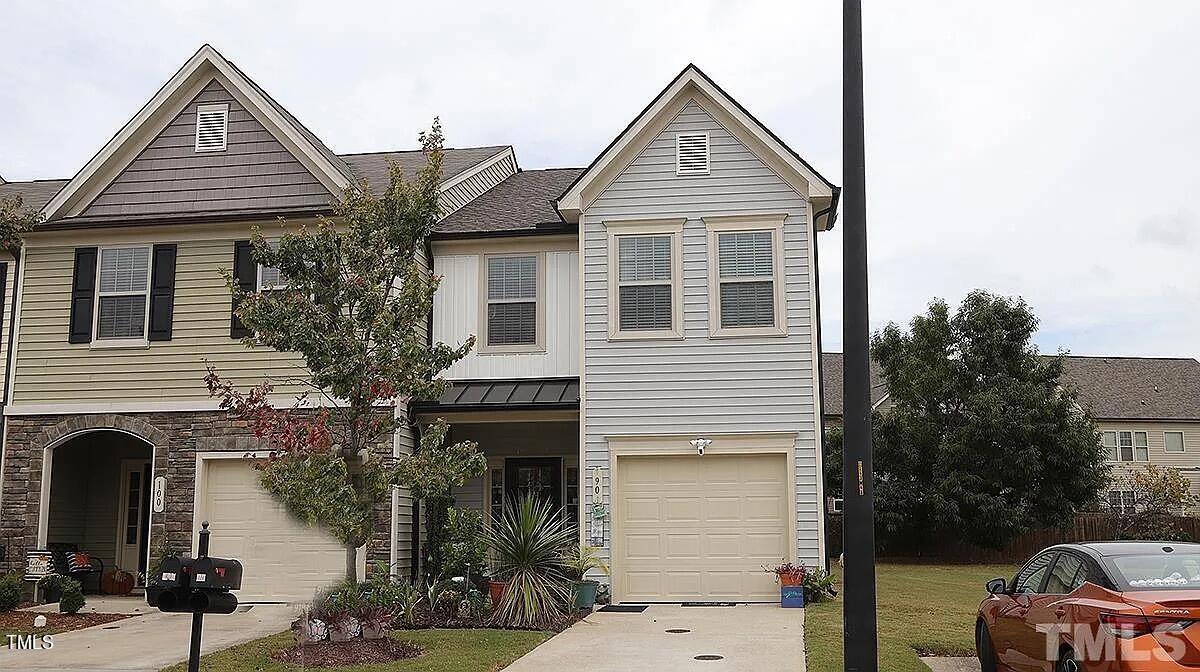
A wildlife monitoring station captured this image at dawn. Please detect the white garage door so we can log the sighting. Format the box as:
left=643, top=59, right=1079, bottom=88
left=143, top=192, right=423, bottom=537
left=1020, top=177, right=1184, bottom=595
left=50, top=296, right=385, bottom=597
left=615, top=453, right=790, bottom=602
left=201, top=459, right=346, bottom=603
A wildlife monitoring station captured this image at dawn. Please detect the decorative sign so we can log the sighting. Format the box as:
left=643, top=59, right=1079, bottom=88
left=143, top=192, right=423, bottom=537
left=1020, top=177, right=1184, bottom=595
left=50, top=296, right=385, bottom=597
left=588, top=468, right=607, bottom=546
left=152, top=476, right=167, bottom=513
left=23, top=550, right=55, bottom=582
left=591, top=467, right=603, bottom=500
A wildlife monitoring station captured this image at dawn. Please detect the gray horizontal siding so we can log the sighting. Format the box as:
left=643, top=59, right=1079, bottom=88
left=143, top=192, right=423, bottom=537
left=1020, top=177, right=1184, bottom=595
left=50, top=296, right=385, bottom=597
left=440, top=153, right=517, bottom=216
left=582, top=99, right=823, bottom=569
left=82, top=79, right=334, bottom=218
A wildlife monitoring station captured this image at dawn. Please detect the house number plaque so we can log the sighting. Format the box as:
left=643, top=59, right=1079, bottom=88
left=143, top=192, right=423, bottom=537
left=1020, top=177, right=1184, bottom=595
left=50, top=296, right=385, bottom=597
left=152, top=476, right=166, bottom=513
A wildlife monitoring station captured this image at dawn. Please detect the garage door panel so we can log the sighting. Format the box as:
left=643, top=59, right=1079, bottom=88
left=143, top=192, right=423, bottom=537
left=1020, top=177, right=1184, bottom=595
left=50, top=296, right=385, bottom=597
left=616, top=453, right=790, bottom=602
left=202, top=459, right=345, bottom=603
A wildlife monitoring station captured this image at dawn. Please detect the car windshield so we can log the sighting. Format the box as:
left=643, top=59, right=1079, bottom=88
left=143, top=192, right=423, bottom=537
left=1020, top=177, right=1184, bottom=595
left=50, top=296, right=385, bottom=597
left=1109, top=554, right=1200, bottom=590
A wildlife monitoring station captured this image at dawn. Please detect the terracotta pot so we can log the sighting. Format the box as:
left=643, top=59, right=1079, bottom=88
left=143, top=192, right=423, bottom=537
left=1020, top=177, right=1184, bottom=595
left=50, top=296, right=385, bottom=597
left=488, top=580, right=507, bottom=606
left=779, top=574, right=804, bottom=587
left=102, top=571, right=135, bottom=595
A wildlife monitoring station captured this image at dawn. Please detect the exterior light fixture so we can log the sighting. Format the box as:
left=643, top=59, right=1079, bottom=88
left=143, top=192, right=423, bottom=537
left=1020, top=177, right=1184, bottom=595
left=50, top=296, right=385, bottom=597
left=690, top=438, right=712, bottom=455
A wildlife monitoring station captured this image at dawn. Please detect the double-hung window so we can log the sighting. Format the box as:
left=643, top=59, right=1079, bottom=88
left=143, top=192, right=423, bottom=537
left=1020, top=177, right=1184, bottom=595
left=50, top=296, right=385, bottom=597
left=1109, top=490, right=1137, bottom=515
left=1104, top=430, right=1148, bottom=462
left=257, top=263, right=287, bottom=291
left=607, top=219, right=683, bottom=339
left=95, top=246, right=151, bottom=342
left=481, top=254, right=541, bottom=352
left=705, top=215, right=786, bottom=337
left=1166, top=431, right=1186, bottom=453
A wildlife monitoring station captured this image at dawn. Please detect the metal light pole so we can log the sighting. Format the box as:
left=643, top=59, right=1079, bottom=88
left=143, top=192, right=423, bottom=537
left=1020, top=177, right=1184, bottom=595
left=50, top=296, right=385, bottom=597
left=843, top=0, right=878, bottom=670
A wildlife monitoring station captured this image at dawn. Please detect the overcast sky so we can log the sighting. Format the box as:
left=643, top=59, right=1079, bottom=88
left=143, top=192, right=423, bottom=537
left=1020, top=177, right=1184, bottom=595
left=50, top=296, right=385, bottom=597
left=2, top=1, right=1196, bottom=359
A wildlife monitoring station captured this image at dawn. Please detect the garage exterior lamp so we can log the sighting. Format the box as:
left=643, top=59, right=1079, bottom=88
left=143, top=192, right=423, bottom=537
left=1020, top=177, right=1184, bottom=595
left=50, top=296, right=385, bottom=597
left=690, top=438, right=712, bottom=455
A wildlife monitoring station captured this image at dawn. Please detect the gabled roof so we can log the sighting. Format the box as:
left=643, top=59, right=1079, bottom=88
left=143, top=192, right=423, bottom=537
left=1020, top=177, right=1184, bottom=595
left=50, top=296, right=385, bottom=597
left=820, top=352, right=1200, bottom=422
left=436, top=168, right=583, bottom=236
left=342, top=146, right=511, bottom=196
left=41, top=44, right=354, bottom=221
left=556, top=64, right=836, bottom=224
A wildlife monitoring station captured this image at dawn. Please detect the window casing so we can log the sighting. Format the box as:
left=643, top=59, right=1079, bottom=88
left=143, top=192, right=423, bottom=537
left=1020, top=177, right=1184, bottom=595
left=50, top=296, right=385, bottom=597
left=606, top=219, right=683, bottom=340
left=704, top=215, right=786, bottom=337
left=257, top=264, right=287, bottom=291
left=93, top=246, right=152, bottom=344
left=479, top=253, right=544, bottom=353
left=1166, top=431, right=1186, bottom=453
left=1104, top=430, right=1148, bottom=461
left=1109, top=490, right=1137, bottom=515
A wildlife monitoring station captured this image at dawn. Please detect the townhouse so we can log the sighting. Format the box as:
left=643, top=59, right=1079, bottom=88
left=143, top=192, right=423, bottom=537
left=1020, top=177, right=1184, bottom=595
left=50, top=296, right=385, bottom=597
left=0, top=45, right=837, bottom=603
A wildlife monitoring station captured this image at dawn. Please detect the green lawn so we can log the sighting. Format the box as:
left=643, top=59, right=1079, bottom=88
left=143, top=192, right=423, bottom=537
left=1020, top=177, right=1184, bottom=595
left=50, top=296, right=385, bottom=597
left=160, top=628, right=553, bottom=672
left=805, top=563, right=1017, bottom=672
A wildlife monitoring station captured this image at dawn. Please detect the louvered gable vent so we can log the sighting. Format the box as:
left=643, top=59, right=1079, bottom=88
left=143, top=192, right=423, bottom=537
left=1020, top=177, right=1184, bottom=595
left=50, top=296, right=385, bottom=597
left=675, top=132, right=709, bottom=175
left=195, top=103, right=229, bottom=152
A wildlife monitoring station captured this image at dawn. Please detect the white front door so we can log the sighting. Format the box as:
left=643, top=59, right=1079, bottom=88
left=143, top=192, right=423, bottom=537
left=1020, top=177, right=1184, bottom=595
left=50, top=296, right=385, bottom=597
left=116, top=459, right=151, bottom=575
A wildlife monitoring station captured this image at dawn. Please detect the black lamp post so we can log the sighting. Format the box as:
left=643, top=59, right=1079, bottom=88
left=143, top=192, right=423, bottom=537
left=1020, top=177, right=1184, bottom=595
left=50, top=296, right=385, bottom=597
left=842, top=0, right=879, bottom=670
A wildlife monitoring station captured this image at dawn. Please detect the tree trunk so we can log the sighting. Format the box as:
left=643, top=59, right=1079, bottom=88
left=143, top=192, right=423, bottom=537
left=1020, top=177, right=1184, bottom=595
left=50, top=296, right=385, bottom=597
left=345, top=543, right=358, bottom=584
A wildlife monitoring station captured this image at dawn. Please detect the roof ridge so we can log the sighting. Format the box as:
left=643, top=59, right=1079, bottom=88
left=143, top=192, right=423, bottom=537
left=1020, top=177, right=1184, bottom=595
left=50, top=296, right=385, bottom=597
left=337, top=145, right=509, bottom=158
left=1056, top=354, right=1200, bottom=363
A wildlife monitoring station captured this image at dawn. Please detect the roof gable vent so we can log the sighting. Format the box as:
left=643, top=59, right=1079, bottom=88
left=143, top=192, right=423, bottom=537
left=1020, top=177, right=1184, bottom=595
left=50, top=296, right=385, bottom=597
left=195, top=103, right=229, bottom=152
left=676, top=132, right=710, bottom=176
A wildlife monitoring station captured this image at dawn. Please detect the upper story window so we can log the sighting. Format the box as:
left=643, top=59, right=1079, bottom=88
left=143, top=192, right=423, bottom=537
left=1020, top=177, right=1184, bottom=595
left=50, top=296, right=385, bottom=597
left=1166, top=431, right=1186, bottom=453
left=704, top=215, right=786, bottom=337
left=1104, top=430, right=1148, bottom=462
left=95, top=246, right=151, bottom=341
left=194, top=103, right=229, bottom=152
left=480, top=254, right=542, bottom=352
left=606, top=219, right=683, bottom=340
left=257, top=264, right=287, bottom=290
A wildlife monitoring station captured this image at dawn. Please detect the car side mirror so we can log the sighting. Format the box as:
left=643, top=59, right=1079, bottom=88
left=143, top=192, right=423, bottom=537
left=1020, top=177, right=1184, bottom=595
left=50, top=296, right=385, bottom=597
left=986, top=577, right=1007, bottom=595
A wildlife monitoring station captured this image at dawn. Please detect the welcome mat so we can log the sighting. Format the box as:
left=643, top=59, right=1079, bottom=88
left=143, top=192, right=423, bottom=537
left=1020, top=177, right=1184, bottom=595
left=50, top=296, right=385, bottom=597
left=681, top=602, right=736, bottom=607
left=597, top=604, right=648, bottom=613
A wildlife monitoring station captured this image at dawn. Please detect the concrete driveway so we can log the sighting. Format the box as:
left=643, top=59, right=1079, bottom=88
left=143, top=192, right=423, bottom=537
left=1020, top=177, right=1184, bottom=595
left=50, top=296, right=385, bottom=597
left=505, top=604, right=805, bottom=671
left=0, top=602, right=294, bottom=671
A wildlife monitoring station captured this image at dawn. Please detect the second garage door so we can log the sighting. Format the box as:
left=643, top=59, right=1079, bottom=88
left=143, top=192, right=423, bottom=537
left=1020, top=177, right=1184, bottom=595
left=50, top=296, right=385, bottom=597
left=614, top=453, right=790, bottom=602
left=200, top=459, right=347, bottom=603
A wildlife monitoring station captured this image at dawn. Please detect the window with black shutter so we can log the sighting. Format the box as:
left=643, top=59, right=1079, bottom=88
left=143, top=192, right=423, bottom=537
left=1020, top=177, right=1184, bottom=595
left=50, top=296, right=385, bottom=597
left=230, top=240, right=255, bottom=338
left=147, top=244, right=177, bottom=341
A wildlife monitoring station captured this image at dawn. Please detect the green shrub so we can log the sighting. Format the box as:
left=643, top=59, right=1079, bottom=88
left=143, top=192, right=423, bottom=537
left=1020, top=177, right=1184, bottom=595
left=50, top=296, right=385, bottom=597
left=0, top=572, right=23, bottom=611
left=486, top=494, right=575, bottom=629
left=440, top=508, right=487, bottom=581
left=38, top=574, right=84, bottom=614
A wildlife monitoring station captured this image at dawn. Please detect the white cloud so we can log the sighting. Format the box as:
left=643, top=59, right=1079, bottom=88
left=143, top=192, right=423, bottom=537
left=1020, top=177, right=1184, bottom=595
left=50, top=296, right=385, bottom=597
left=1, top=0, right=1195, bottom=359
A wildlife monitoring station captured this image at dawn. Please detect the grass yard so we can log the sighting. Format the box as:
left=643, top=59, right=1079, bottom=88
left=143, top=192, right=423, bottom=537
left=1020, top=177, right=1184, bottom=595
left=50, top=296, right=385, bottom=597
left=805, top=563, right=1018, bottom=672
left=159, top=628, right=553, bottom=672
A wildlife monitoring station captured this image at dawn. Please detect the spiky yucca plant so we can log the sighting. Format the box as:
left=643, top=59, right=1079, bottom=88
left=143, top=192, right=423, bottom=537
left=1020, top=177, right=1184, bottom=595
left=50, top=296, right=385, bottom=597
left=486, top=495, right=575, bottom=628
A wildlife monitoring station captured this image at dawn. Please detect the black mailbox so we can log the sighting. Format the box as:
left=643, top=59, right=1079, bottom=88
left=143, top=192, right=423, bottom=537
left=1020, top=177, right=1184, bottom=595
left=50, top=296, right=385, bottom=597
left=190, top=557, right=242, bottom=592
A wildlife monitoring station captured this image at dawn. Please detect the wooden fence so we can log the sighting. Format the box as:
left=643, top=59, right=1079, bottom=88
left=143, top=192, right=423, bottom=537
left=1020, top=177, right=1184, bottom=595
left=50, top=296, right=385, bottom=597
left=825, top=513, right=1200, bottom=564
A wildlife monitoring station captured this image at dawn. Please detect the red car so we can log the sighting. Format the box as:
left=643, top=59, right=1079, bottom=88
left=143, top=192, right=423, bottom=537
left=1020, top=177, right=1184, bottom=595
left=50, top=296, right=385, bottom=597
left=977, top=542, right=1200, bottom=671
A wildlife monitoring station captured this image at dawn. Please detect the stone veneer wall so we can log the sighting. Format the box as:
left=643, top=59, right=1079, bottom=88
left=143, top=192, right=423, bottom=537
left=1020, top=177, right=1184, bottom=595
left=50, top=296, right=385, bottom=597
left=0, top=411, right=396, bottom=575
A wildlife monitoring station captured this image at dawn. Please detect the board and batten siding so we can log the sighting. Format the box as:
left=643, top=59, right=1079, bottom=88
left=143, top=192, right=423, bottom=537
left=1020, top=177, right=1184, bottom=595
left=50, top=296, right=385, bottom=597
left=582, top=99, right=824, bottom=568
left=10, top=222, right=312, bottom=408
left=81, top=80, right=334, bottom=219
left=439, top=152, right=517, bottom=217
left=432, top=244, right=580, bottom=380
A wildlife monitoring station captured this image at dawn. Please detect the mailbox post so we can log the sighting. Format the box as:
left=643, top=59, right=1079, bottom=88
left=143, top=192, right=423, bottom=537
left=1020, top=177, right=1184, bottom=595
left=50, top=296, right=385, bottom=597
left=147, top=522, right=242, bottom=672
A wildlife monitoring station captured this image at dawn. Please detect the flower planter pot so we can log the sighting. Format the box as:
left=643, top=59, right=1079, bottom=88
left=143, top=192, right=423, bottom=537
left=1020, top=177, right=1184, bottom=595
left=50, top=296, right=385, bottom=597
left=300, top=618, right=329, bottom=642
left=779, top=575, right=804, bottom=587
left=571, top=580, right=600, bottom=610
left=361, top=623, right=388, bottom=640
left=780, top=585, right=805, bottom=608
left=488, top=580, right=507, bottom=606
left=101, top=571, right=135, bottom=596
left=328, top=616, right=362, bottom=642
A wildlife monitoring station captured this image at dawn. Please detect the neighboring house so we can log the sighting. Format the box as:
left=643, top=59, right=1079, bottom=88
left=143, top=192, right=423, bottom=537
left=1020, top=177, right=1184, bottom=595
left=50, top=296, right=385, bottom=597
left=820, top=353, right=1200, bottom=513
left=0, top=45, right=838, bottom=604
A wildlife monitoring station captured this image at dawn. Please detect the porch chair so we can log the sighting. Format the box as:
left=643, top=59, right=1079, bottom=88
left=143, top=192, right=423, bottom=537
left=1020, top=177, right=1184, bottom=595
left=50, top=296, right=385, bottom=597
left=46, top=543, right=105, bottom=595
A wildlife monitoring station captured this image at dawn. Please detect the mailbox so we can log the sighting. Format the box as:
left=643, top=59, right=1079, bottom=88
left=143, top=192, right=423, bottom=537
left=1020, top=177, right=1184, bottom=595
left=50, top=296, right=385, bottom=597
left=190, top=557, right=242, bottom=592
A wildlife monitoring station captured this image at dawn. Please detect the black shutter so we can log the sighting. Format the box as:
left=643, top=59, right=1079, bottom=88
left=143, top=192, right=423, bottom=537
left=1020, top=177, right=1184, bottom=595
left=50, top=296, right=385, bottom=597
left=230, top=240, right=255, bottom=338
left=147, top=244, right=177, bottom=342
left=68, top=247, right=98, bottom=344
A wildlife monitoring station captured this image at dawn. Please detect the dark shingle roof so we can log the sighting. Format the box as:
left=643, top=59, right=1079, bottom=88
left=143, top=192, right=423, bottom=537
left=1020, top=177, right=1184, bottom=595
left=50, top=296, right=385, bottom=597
left=1058, top=356, right=1200, bottom=420
left=820, top=352, right=1200, bottom=422
left=0, top=179, right=69, bottom=211
left=341, top=146, right=510, bottom=196
left=437, top=168, right=584, bottom=235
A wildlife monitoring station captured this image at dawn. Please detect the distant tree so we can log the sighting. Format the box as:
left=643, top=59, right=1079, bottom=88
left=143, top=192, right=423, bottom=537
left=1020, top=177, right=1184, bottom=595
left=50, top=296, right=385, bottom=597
left=830, top=290, right=1109, bottom=550
left=1111, top=464, right=1197, bottom=541
left=206, top=120, right=485, bottom=583
left=0, top=194, right=43, bottom=250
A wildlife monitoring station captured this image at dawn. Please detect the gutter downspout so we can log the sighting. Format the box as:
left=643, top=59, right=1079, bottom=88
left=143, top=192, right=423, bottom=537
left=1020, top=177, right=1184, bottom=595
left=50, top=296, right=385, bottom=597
left=0, top=251, right=19, bottom=568
left=811, top=187, right=840, bottom=561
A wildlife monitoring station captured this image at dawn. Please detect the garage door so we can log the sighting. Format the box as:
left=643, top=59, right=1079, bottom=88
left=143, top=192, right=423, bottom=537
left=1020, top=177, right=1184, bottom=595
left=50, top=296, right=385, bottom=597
left=201, top=459, right=346, bottom=603
left=615, top=453, right=790, bottom=602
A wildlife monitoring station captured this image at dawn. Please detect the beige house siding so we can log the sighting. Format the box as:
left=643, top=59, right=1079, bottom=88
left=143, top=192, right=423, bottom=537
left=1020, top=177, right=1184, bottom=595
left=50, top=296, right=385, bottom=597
left=1098, top=420, right=1200, bottom=504
left=11, top=221, right=312, bottom=408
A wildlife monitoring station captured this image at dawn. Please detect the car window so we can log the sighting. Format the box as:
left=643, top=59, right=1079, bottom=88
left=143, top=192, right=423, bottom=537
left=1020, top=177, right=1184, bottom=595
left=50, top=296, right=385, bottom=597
left=1045, top=553, right=1085, bottom=594
left=1015, top=552, right=1056, bottom=594
left=1108, top=554, right=1200, bottom=590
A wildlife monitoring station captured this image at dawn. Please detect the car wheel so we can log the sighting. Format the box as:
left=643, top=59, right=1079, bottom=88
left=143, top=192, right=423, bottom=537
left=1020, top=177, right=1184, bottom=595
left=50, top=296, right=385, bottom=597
left=976, top=620, right=998, bottom=672
left=1055, top=647, right=1080, bottom=672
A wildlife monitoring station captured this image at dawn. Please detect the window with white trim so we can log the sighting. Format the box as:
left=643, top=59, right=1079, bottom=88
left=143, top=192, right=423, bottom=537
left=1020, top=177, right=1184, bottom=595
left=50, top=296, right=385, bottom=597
left=95, top=246, right=151, bottom=340
left=1166, top=431, right=1186, bottom=453
left=257, top=264, right=287, bottom=291
left=1108, top=489, right=1137, bottom=515
left=617, top=235, right=673, bottom=332
left=1106, top=430, right=1149, bottom=462
left=485, top=255, right=538, bottom=347
left=705, top=217, right=786, bottom=337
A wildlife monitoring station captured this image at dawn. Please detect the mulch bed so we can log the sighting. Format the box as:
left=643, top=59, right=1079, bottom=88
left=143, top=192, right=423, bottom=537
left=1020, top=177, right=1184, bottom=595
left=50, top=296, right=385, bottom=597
left=270, top=638, right=424, bottom=668
left=0, top=610, right=133, bottom=635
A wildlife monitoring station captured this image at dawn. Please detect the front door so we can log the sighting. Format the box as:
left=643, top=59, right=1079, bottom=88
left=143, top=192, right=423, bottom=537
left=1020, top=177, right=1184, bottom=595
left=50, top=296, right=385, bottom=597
left=504, top=458, right=562, bottom=513
left=116, top=460, right=152, bottom=579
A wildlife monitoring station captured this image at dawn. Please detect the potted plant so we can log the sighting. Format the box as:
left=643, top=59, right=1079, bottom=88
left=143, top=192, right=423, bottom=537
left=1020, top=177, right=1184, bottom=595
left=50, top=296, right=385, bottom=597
left=101, top=566, right=135, bottom=596
left=487, top=576, right=507, bottom=607
left=485, top=494, right=575, bottom=629
left=292, top=604, right=330, bottom=644
left=358, top=605, right=393, bottom=640
left=563, top=543, right=609, bottom=610
left=764, top=562, right=808, bottom=608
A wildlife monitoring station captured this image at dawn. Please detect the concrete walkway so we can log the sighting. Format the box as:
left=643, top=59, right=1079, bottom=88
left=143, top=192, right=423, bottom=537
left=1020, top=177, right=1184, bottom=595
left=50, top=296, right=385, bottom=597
left=0, top=603, right=294, bottom=671
left=505, top=604, right=806, bottom=671
left=920, top=657, right=981, bottom=672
